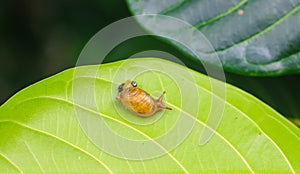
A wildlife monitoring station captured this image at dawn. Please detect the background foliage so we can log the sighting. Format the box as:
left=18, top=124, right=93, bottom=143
left=0, top=0, right=299, bottom=124
left=127, top=0, right=300, bottom=75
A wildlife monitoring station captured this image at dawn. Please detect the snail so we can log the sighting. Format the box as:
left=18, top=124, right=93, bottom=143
left=116, top=80, right=172, bottom=117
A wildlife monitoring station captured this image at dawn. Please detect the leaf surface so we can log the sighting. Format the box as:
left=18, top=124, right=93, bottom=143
left=0, top=58, right=299, bottom=173
left=126, top=0, right=300, bottom=75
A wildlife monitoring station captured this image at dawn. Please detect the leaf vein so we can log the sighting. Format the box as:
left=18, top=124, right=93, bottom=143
left=23, top=141, right=45, bottom=173
left=159, top=0, right=188, bottom=15
left=212, top=3, right=300, bottom=53
left=79, top=74, right=296, bottom=172
left=154, top=70, right=295, bottom=172
left=193, top=81, right=296, bottom=173
left=194, top=0, right=248, bottom=28
left=0, top=120, right=114, bottom=174
left=156, top=73, right=254, bottom=172
left=11, top=96, right=189, bottom=174
left=0, top=153, right=23, bottom=174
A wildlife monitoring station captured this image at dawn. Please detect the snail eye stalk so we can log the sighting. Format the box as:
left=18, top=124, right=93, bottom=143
left=118, top=83, right=125, bottom=92
left=131, top=81, right=137, bottom=87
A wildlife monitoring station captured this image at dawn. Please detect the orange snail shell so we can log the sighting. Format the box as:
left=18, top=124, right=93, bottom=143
left=116, top=80, right=172, bottom=117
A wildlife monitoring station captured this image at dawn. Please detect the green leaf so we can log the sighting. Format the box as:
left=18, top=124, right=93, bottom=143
left=0, top=58, right=299, bottom=173
left=126, top=0, right=300, bottom=75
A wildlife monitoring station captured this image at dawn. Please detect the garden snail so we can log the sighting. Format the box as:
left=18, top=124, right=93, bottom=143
left=116, top=80, right=172, bottom=117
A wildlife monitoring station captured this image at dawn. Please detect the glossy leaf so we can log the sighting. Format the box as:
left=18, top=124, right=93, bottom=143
left=126, top=0, right=300, bottom=75
left=0, top=58, right=299, bottom=173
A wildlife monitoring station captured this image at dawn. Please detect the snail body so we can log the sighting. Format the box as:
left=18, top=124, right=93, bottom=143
left=116, top=80, right=171, bottom=117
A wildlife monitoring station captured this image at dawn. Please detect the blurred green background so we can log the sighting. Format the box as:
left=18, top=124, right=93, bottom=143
left=0, top=0, right=299, bottom=124
left=0, top=0, right=130, bottom=103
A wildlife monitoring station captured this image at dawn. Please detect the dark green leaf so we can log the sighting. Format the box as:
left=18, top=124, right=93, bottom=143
left=126, top=0, right=300, bottom=75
